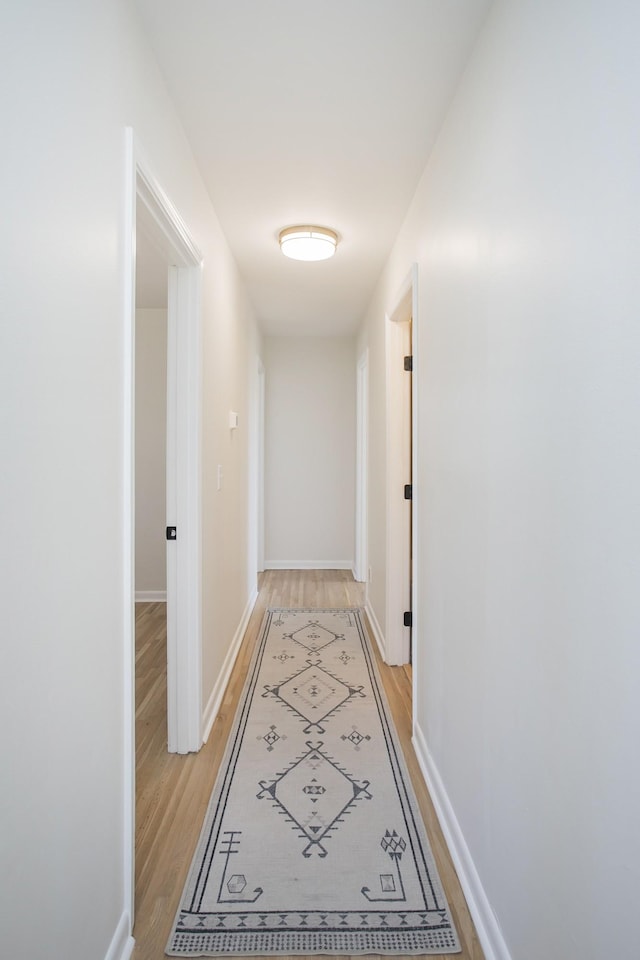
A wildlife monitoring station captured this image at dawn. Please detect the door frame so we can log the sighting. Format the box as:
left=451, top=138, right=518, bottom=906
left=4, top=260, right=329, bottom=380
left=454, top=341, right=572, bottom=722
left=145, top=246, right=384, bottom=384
left=123, top=128, right=203, bottom=924
left=257, top=358, right=265, bottom=574
left=164, top=256, right=203, bottom=754
left=355, top=349, right=369, bottom=583
left=385, top=264, right=418, bottom=665
left=248, top=354, right=265, bottom=585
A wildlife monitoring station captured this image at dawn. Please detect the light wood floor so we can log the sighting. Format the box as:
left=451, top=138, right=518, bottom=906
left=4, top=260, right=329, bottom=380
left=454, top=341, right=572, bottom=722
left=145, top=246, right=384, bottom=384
left=133, top=570, right=483, bottom=959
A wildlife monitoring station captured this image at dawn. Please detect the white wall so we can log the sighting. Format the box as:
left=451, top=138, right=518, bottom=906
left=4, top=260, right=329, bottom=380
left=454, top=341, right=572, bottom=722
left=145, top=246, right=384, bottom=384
left=135, top=309, right=167, bottom=597
left=264, top=336, right=355, bottom=569
left=0, top=3, right=258, bottom=959
left=359, top=2, right=640, bottom=959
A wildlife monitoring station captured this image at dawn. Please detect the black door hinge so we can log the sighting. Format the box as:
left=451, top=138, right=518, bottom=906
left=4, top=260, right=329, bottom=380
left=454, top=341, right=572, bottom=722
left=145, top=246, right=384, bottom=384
left=166, top=526, right=177, bottom=541
left=404, top=355, right=413, bottom=372
left=404, top=611, right=413, bottom=628
left=404, top=484, right=412, bottom=500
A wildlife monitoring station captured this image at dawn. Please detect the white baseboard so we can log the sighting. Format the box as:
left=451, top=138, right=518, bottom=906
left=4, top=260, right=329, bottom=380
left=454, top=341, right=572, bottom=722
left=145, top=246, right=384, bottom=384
left=134, top=590, right=167, bottom=602
left=263, top=560, right=353, bottom=570
left=364, top=598, right=386, bottom=661
left=201, top=588, right=258, bottom=743
left=104, top=911, right=134, bottom=960
left=412, top=723, right=512, bottom=960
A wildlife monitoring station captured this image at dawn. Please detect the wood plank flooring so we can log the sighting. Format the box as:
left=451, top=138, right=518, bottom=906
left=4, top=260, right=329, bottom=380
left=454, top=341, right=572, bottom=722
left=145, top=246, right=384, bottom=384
left=132, top=570, right=484, bottom=959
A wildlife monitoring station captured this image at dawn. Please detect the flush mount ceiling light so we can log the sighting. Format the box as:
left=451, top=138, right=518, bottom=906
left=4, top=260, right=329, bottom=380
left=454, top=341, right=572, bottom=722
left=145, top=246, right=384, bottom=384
left=279, top=225, right=338, bottom=261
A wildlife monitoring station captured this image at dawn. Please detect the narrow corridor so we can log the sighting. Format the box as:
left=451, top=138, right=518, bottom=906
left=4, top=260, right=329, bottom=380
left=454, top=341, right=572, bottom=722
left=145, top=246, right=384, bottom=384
left=133, top=570, right=483, bottom=959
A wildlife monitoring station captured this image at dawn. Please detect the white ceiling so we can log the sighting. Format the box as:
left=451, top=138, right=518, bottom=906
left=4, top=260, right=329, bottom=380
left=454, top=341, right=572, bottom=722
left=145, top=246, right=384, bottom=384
left=134, top=0, right=491, bottom=334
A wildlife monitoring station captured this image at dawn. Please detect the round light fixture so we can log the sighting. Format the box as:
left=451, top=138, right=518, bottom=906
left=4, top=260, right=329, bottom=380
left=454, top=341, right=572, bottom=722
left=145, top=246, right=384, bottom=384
left=279, top=225, right=338, bottom=261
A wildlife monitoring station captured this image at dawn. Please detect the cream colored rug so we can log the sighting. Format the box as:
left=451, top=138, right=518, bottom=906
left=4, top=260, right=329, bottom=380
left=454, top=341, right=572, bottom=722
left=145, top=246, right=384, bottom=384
left=167, top=608, right=460, bottom=956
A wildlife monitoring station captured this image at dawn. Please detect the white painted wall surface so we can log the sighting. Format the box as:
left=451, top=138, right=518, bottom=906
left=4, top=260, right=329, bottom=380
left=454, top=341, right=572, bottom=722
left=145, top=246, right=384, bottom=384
left=0, top=3, right=258, bottom=958
left=135, top=309, right=167, bottom=596
left=359, top=2, right=640, bottom=959
left=264, top=336, right=355, bottom=568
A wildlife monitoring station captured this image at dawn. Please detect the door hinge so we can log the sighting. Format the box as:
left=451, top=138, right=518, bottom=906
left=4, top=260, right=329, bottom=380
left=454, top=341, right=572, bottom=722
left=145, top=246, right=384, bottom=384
left=404, top=484, right=412, bottom=500
left=404, top=355, right=413, bottom=372
left=404, top=611, right=413, bottom=628
left=166, top=526, right=177, bottom=541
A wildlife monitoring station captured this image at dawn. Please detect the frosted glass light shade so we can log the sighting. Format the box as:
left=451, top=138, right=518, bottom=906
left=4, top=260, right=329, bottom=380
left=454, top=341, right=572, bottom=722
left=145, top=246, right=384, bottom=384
left=279, top=226, right=338, bottom=261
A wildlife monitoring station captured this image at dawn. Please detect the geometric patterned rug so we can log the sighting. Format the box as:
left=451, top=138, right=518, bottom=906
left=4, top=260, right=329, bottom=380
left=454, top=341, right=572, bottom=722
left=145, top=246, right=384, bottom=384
left=167, top=608, right=460, bottom=955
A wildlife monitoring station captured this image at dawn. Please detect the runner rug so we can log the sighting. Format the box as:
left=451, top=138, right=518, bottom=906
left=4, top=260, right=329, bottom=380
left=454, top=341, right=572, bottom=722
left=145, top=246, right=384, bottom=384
left=167, top=608, right=460, bottom=956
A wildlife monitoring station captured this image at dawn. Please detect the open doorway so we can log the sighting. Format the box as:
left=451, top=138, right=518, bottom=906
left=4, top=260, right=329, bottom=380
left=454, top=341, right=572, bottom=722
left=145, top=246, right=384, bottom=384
left=247, top=355, right=265, bottom=594
left=385, top=265, right=418, bottom=669
left=355, top=349, right=369, bottom=584
left=133, top=230, right=170, bottom=908
left=135, top=227, right=168, bottom=606
left=123, top=131, right=204, bottom=926
left=133, top=167, right=203, bottom=755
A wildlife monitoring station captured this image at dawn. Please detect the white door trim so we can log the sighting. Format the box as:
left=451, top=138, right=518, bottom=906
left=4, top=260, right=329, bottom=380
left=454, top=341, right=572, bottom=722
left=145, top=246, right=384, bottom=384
left=385, top=264, right=418, bottom=666
left=247, top=354, right=264, bottom=588
left=164, top=263, right=203, bottom=754
left=123, top=128, right=203, bottom=927
left=122, top=127, right=137, bottom=942
left=257, top=359, right=265, bottom=574
left=355, top=349, right=369, bottom=583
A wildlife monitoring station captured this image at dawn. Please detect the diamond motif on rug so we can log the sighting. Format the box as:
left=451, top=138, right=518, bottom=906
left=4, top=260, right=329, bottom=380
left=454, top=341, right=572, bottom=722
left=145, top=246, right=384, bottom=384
left=262, top=659, right=365, bottom=734
left=341, top=725, right=372, bottom=750
left=286, top=620, right=343, bottom=653
left=257, top=740, right=372, bottom=857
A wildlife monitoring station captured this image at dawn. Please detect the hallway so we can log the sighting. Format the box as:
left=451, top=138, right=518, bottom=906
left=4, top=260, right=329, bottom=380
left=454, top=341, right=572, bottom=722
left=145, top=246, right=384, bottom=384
left=5, top=4, right=640, bottom=959
left=133, top=571, right=483, bottom=959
